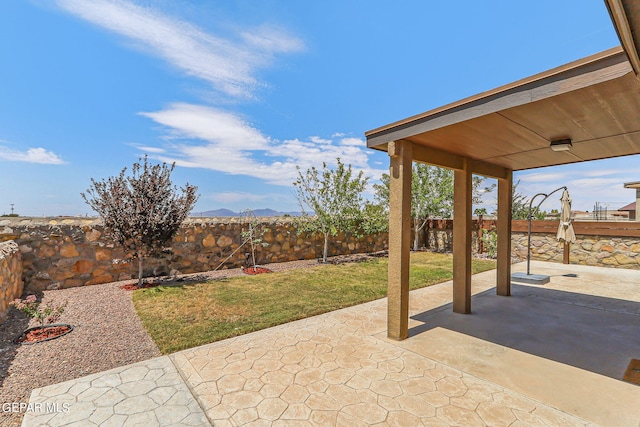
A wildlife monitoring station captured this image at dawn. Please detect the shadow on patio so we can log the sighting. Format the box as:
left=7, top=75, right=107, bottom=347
left=408, top=284, right=640, bottom=380
left=392, top=262, right=640, bottom=427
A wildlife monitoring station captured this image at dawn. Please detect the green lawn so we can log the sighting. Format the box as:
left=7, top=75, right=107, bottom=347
left=132, top=252, right=496, bottom=354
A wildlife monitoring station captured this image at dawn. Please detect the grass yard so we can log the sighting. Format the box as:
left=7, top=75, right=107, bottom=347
left=132, top=252, right=496, bottom=354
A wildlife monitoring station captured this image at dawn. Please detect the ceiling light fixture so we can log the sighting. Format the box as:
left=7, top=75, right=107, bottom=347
left=550, top=138, right=572, bottom=152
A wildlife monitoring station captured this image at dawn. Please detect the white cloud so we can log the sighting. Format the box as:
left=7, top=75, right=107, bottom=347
left=56, top=0, right=304, bottom=100
left=568, top=177, right=622, bottom=188
left=340, top=137, right=366, bottom=146
left=0, top=146, right=66, bottom=164
left=516, top=172, right=566, bottom=183
left=138, top=103, right=386, bottom=186
left=309, top=136, right=332, bottom=145
left=133, top=145, right=166, bottom=154
left=139, top=103, right=270, bottom=150
left=583, top=169, right=620, bottom=177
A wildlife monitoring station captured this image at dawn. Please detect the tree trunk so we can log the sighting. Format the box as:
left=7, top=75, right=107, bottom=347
left=425, top=219, right=431, bottom=250
left=137, top=255, right=143, bottom=288
left=478, top=214, right=484, bottom=254
left=413, top=218, right=420, bottom=251
left=323, top=233, right=329, bottom=263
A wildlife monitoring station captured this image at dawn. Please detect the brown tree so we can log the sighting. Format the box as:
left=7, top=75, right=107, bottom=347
left=82, top=155, right=199, bottom=287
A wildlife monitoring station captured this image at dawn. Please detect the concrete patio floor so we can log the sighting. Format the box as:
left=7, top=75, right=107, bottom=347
left=21, top=261, right=640, bottom=426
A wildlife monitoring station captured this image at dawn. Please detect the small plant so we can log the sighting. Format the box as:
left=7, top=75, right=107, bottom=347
left=481, top=228, right=498, bottom=258
left=240, top=209, right=269, bottom=271
left=10, top=295, right=67, bottom=326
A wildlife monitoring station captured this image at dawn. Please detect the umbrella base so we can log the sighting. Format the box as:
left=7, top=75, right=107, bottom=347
left=511, top=272, right=550, bottom=285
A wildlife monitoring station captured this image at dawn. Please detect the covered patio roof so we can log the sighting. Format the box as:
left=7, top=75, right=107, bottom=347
left=367, top=0, right=640, bottom=340
left=366, top=46, right=640, bottom=172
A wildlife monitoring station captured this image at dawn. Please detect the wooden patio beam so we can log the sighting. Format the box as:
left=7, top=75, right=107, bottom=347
left=409, top=140, right=508, bottom=179
left=387, top=140, right=413, bottom=340
left=453, top=158, right=473, bottom=313
left=496, top=169, right=513, bottom=296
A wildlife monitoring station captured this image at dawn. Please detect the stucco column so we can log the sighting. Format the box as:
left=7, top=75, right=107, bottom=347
left=453, top=159, right=472, bottom=313
left=496, top=169, right=513, bottom=296
left=387, top=140, right=412, bottom=340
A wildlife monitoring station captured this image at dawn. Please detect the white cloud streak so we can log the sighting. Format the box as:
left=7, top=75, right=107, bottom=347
left=0, top=146, right=66, bottom=164
left=55, top=0, right=304, bottom=99
left=138, top=103, right=386, bottom=186
left=516, top=172, right=567, bottom=183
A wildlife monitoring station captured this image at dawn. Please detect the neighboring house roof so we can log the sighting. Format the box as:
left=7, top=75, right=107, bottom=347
left=619, top=202, right=637, bottom=211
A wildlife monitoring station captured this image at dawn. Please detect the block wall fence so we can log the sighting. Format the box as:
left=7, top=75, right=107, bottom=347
left=0, top=218, right=388, bottom=293
left=0, top=241, right=23, bottom=321
left=511, top=220, right=640, bottom=268
left=420, top=219, right=640, bottom=268
left=0, top=218, right=638, bottom=297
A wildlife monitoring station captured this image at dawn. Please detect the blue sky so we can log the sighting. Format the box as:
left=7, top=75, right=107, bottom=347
left=1, top=0, right=636, bottom=216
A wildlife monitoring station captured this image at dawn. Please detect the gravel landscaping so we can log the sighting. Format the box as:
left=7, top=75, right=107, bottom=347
left=0, top=255, right=368, bottom=426
left=0, top=280, right=160, bottom=427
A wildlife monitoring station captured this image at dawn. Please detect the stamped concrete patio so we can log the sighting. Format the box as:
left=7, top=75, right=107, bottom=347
left=22, top=261, right=640, bottom=426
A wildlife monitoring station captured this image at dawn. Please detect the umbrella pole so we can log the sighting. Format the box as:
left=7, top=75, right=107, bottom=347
left=525, top=186, right=567, bottom=276
left=527, top=211, right=532, bottom=275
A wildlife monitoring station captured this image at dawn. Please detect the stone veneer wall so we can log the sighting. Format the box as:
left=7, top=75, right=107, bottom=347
left=0, top=218, right=387, bottom=292
left=0, top=241, right=23, bottom=321
left=512, top=232, right=640, bottom=268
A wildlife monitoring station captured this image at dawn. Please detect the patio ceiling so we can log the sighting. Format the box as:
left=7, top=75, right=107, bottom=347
left=366, top=46, right=640, bottom=172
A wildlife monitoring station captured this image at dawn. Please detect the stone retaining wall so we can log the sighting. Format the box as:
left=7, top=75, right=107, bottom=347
left=0, top=241, right=23, bottom=321
left=0, top=218, right=387, bottom=292
left=512, top=232, right=640, bottom=268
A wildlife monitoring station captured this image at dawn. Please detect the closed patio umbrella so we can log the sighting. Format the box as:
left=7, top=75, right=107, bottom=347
left=557, top=189, right=576, bottom=243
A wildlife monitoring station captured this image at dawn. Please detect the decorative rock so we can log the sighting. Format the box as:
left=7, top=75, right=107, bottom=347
left=47, top=282, right=62, bottom=290
left=73, top=260, right=95, bottom=274
left=86, top=274, right=115, bottom=286
left=86, top=229, right=102, bottom=242
left=614, top=254, right=636, bottom=265
left=202, top=234, right=217, bottom=248
left=60, top=243, right=80, bottom=258
left=270, top=244, right=282, bottom=254
left=217, top=235, right=234, bottom=248
left=96, top=248, right=112, bottom=261
left=19, top=244, right=33, bottom=253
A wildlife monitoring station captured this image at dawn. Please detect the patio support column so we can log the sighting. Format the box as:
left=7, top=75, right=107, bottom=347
left=496, top=169, right=513, bottom=296
left=387, top=140, right=412, bottom=340
left=453, top=159, right=472, bottom=314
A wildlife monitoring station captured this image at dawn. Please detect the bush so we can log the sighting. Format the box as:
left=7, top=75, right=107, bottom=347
left=481, top=228, right=498, bottom=258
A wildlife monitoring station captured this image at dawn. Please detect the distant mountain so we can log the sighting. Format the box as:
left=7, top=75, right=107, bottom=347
left=192, top=208, right=302, bottom=217
left=193, top=208, right=237, bottom=217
